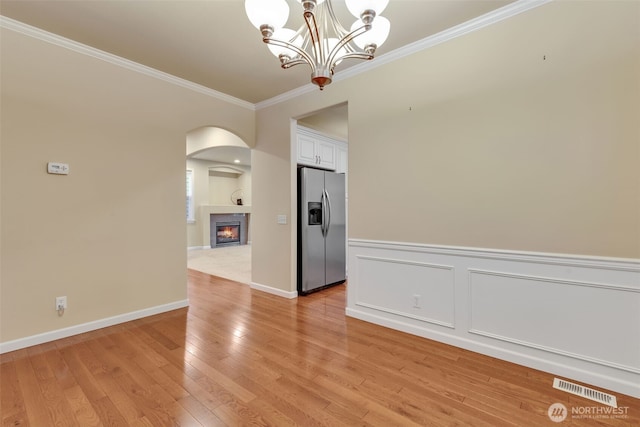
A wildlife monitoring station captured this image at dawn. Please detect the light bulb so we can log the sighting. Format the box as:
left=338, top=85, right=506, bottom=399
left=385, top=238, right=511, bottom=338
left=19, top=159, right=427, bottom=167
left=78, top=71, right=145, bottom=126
left=345, top=0, right=389, bottom=19
left=245, top=0, right=289, bottom=31
left=267, top=28, right=303, bottom=58
left=351, top=16, right=390, bottom=50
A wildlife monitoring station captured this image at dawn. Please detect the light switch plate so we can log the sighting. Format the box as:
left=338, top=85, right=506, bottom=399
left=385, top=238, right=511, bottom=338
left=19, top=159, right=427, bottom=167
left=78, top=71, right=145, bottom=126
left=277, top=215, right=287, bottom=225
left=47, top=162, right=69, bottom=175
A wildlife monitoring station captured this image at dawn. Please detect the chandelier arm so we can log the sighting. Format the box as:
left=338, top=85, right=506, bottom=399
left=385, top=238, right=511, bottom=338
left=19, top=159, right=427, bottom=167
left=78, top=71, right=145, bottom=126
left=328, top=52, right=374, bottom=74
left=303, top=10, right=323, bottom=67
left=264, top=37, right=315, bottom=69
left=281, top=58, right=310, bottom=69
left=326, top=23, right=371, bottom=68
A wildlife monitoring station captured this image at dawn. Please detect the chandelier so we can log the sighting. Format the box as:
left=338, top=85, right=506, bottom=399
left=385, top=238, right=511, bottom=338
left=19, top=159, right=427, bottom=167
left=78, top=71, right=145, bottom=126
left=245, top=0, right=391, bottom=90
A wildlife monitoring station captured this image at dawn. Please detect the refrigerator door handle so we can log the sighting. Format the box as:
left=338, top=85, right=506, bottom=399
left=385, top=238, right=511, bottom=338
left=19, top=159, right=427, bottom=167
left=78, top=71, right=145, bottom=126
left=321, top=190, right=327, bottom=237
left=324, top=188, right=332, bottom=236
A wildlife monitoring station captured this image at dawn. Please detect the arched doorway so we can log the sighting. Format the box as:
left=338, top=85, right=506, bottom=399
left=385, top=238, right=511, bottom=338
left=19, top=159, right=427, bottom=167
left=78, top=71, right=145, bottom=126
left=186, top=126, right=252, bottom=284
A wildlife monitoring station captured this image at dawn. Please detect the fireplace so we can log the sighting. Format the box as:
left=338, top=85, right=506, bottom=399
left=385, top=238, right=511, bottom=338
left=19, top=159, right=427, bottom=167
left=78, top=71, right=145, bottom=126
left=215, top=222, right=240, bottom=246
left=209, top=213, right=248, bottom=248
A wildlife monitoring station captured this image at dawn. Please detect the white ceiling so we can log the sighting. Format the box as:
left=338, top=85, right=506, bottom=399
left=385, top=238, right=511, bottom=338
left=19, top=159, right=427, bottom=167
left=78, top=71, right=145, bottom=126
left=0, top=0, right=514, bottom=105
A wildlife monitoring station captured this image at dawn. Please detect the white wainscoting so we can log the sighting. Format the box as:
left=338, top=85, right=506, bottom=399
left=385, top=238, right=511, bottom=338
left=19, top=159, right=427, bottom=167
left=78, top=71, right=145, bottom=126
left=347, top=239, right=640, bottom=398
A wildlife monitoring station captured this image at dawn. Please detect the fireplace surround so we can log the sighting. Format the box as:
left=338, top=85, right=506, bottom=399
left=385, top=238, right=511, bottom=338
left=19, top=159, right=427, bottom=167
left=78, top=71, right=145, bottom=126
left=210, top=213, right=248, bottom=248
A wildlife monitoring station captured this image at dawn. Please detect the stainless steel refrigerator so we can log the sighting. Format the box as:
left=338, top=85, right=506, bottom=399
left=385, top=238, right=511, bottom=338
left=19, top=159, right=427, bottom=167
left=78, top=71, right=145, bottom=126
left=297, top=167, right=346, bottom=295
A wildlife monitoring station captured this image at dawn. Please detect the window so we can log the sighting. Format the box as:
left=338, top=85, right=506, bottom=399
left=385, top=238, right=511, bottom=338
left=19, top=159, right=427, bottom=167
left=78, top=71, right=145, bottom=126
left=186, top=170, right=194, bottom=223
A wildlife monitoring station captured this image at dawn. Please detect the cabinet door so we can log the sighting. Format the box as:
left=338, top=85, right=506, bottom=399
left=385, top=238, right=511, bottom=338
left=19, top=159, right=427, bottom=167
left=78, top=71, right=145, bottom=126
left=297, top=133, right=318, bottom=167
left=316, top=139, right=336, bottom=170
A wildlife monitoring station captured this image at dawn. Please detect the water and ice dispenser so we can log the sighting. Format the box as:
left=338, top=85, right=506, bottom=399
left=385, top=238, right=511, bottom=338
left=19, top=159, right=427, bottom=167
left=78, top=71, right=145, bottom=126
left=308, top=202, right=322, bottom=225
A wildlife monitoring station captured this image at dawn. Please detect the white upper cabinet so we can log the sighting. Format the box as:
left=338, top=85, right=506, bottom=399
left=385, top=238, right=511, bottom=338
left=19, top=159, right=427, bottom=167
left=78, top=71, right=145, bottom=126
left=315, top=139, right=336, bottom=170
left=335, top=140, right=348, bottom=174
left=297, top=132, right=319, bottom=166
left=297, top=126, right=345, bottom=171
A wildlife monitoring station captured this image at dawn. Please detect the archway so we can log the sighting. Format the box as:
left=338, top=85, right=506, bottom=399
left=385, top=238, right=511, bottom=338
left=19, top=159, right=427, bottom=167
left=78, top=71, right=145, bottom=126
left=186, top=126, right=252, bottom=284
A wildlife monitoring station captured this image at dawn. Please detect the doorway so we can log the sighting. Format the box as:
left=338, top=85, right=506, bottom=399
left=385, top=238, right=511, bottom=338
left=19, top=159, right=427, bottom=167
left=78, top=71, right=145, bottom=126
left=186, top=126, right=252, bottom=284
left=294, top=103, right=349, bottom=292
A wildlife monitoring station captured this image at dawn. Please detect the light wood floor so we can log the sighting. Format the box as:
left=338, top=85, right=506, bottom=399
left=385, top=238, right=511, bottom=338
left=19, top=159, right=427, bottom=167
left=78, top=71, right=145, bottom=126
left=2, top=270, right=638, bottom=426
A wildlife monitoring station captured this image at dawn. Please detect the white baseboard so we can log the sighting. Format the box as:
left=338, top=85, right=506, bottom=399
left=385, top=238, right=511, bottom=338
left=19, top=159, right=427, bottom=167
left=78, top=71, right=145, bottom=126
left=187, top=246, right=209, bottom=251
left=0, top=299, right=189, bottom=354
left=348, top=239, right=640, bottom=398
left=250, top=281, right=298, bottom=299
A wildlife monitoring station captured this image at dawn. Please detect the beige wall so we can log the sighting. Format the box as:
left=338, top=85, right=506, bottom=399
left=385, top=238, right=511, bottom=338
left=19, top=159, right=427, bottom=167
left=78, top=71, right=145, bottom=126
left=209, top=169, right=251, bottom=206
left=1, top=28, right=254, bottom=343
left=349, top=59, right=638, bottom=256
left=252, top=1, right=639, bottom=293
left=250, top=119, right=298, bottom=291
left=347, top=1, right=639, bottom=257
left=297, top=103, right=348, bottom=141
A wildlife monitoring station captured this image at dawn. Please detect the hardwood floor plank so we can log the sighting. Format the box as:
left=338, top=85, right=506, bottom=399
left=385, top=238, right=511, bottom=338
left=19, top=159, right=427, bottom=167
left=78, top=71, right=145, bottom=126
left=157, top=399, right=203, bottom=427
left=216, top=352, right=282, bottom=385
left=399, top=358, right=508, bottom=408
left=184, top=352, right=256, bottom=403
left=160, top=362, right=226, bottom=413
left=96, top=369, right=149, bottom=424
left=109, top=371, right=177, bottom=426
left=233, top=376, right=323, bottom=427
left=352, top=375, right=467, bottom=427
left=312, top=373, right=410, bottom=424
left=62, top=384, right=103, bottom=427
left=90, top=395, right=130, bottom=426
left=42, top=346, right=79, bottom=391
left=57, top=344, right=108, bottom=403
left=34, top=376, right=81, bottom=427
left=88, top=330, right=177, bottom=424
left=13, top=356, right=60, bottom=426
left=2, top=270, right=638, bottom=426
left=243, top=398, right=298, bottom=427
left=212, top=400, right=269, bottom=427
left=399, top=384, right=512, bottom=427
left=0, top=361, right=27, bottom=426
left=361, top=407, right=425, bottom=427
left=177, top=395, right=226, bottom=427
left=28, top=354, right=80, bottom=426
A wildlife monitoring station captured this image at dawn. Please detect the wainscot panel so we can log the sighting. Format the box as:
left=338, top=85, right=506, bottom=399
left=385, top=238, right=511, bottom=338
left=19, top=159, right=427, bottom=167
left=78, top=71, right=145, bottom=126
left=355, top=256, right=455, bottom=328
left=347, top=239, right=640, bottom=399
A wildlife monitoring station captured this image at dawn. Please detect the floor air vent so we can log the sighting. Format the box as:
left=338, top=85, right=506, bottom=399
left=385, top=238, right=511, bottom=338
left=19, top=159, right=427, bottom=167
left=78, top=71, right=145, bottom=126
left=553, top=378, right=617, bottom=407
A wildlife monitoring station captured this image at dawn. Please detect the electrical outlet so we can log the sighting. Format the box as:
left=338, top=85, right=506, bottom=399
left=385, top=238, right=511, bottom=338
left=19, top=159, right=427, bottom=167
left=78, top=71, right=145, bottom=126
left=412, top=294, right=421, bottom=308
left=56, top=296, right=67, bottom=310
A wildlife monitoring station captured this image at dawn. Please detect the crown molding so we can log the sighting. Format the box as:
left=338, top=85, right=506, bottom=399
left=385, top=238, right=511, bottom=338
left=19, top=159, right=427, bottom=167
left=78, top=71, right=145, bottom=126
left=0, top=15, right=256, bottom=111
left=2, top=0, right=551, bottom=112
left=255, top=0, right=552, bottom=110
